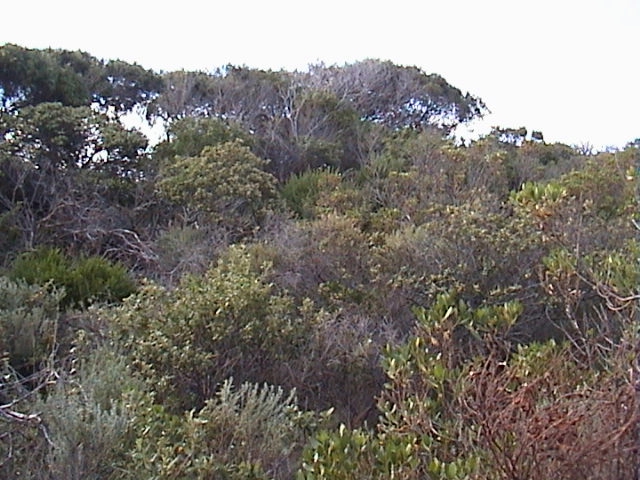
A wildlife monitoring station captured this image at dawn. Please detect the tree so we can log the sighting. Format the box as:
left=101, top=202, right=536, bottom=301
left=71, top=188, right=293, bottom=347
left=0, top=44, right=89, bottom=109
left=149, top=61, right=486, bottom=178
left=0, top=102, right=151, bottom=259
left=303, top=59, right=487, bottom=132
left=0, top=44, right=162, bottom=114
left=149, top=70, right=220, bottom=121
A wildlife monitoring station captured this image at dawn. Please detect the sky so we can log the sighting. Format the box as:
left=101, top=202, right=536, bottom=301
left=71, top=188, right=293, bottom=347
left=2, top=0, right=639, bottom=149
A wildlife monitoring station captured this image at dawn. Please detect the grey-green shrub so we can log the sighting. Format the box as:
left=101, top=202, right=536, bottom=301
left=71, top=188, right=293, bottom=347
left=0, top=276, right=62, bottom=371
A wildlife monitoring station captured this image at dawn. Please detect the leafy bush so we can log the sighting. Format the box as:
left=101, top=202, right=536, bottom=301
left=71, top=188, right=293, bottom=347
left=154, top=116, right=252, bottom=160
left=121, top=378, right=323, bottom=480
left=280, top=167, right=343, bottom=219
left=157, top=139, right=278, bottom=232
left=9, top=247, right=69, bottom=288
left=299, top=291, right=640, bottom=479
left=110, top=244, right=311, bottom=410
left=259, top=213, right=375, bottom=310
left=511, top=152, right=637, bottom=254
left=9, top=247, right=136, bottom=308
left=372, top=201, right=546, bottom=338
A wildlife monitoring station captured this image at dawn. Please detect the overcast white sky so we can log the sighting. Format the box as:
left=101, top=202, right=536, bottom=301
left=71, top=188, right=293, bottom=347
left=2, top=0, right=639, bottom=149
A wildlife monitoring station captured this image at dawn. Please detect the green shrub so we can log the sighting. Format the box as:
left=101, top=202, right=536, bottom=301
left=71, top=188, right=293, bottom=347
left=110, top=244, right=311, bottom=410
left=372, top=201, right=546, bottom=337
left=35, top=348, right=142, bottom=480
left=9, top=247, right=70, bottom=287
left=65, top=255, right=136, bottom=306
left=157, top=139, right=278, bottom=231
left=9, top=247, right=136, bottom=308
left=184, top=379, right=317, bottom=479
left=299, top=290, right=639, bottom=479
left=121, top=378, right=322, bottom=480
left=280, top=167, right=342, bottom=219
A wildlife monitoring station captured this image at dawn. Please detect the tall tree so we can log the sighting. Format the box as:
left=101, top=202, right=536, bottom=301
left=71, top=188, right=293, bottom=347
left=302, top=59, right=487, bottom=131
left=150, top=60, right=486, bottom=178
left=0, top=44, right=162, bottom=114
left=0, top=102, right=150, bottom=257
left=0, top=44, right=89, bottom=109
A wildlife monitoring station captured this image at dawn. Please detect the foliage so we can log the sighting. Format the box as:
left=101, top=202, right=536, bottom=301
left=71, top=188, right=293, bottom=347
left=109, top=244, right=310, bottom=410
left=121, top=378, right=323, bottom=480
left=35, top=348, right=142, bottom=480
left=304, top=59, right=487, bottom=132
left=147, top=59, right=484, bottom=177
left=512, top=151, right=636, bottom=235
left=0, top=43, right=90, bottom=109
left=372, top=200, right=546, bottom=337
left=0, top=43, right=162, bottom=112
left=299, top=291, right=640, bottom=479
left=0, top=101, right=147, bottom=172
left=0, top=100, right=150, bottom=260
left=151, top=223, right=230, bottom=285
left=157, top=139, right=278, bottom=231
left=280, top=167, right=346, bottom=219
left=260, top=213, right=375, bottom=310
left=154, top=116, right=252, bottom=160
left=0, top=276, right=62, bottom=372
left=3, top=43, right=640, bottom=479
left=9, top=247, right=136, bottom=308
left=0, top=345, right=147, bottom=480
left=460, top=339, right=638, bottom=479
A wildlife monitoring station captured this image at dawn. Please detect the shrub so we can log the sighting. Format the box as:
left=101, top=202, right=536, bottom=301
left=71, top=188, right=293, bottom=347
left=372, top=201, right=546, bottom=338
left=151, top=223, right=230, bottom=286
left=0, top=346, right=147, bottom=480
left=110, top=244, right=311, bottom=411
left=299, top=291, right=640, bottom=479
left=35, top=348, right=141, bottom=480
left=9, top=247, right=136, bottom=308
left=65, top=255, right=136, bottom=306
left=157, top=139, right=278, bottom=232
left=122, top=378, right=323, bottom=480
left=280, top=167, right=343, bottom=219
left=460, top=336, right=639, bottom=479
left=511, top=152, right=637, bottom=254
left=259, top=213, right=375, bottom=311
left=9, top=247, right=70, bottom=288
left=0, top=276, right=63, bottom=372
left=153, top=116, right=252, bottom=160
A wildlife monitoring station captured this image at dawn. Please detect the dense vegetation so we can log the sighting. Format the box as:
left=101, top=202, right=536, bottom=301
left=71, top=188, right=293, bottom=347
left=1, top=43, right=639, bottom=479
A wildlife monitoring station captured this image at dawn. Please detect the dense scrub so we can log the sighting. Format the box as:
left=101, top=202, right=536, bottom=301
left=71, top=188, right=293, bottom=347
left=1, top=44, right=639, bottom=479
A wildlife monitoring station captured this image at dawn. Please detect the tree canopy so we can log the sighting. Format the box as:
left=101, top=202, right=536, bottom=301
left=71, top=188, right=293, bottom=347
left=0, top=44, right=162, bottom=113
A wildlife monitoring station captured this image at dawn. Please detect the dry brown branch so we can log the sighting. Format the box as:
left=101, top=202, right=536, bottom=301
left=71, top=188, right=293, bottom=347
left=461, top=351, right=639, bottom=479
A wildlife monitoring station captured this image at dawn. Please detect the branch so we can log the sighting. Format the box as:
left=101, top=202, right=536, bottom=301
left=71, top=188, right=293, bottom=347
left=0, top=405, right=41, bottom=424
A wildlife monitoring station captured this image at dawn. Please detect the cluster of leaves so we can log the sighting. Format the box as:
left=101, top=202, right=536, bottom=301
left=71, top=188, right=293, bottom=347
left=300, top=290, right=638, bottom=480
left=0, top=43, right=162, bottom=112
left=1, top=43, right=639, bottom=478
left=8, top=247, right=136, bottom=309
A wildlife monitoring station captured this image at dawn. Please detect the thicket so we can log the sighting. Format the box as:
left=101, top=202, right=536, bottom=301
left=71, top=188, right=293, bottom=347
left=1, top=44, right=639, bottom=479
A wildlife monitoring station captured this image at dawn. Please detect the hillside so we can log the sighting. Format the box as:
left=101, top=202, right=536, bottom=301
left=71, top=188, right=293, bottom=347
left=1, top=44, right=639, bottom=479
